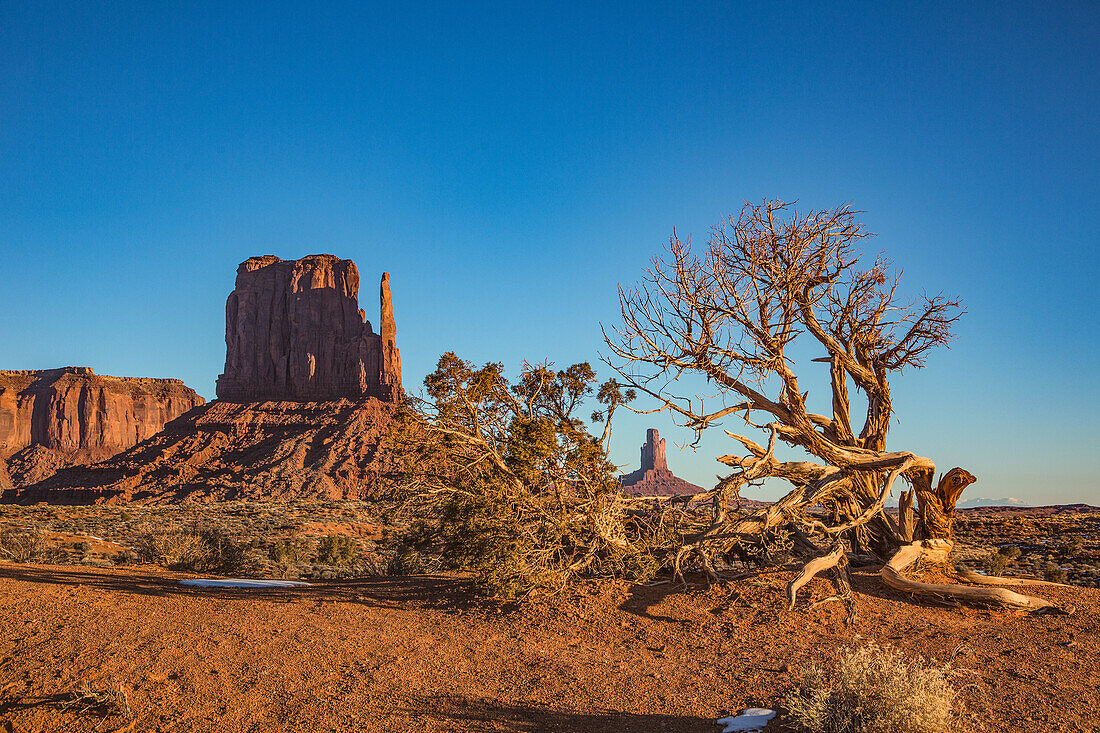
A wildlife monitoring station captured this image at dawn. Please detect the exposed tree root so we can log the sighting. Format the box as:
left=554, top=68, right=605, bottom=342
left=955, top=569, right=1068, bottom=588
left=786, top=542, right=845, bottom=610
left=881, top=542, right=1067, bottom=613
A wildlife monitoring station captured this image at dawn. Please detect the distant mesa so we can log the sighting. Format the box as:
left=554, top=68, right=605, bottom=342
left=619, top=429, right=704, bottom=498
left=6, top=254, right=407, bottom=504
left=216, top=254, right=401, bottom=403
left=0, top=367, right=204, bottom=489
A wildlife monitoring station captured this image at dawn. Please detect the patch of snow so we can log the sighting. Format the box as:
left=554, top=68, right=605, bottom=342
left=179, top=579, right=311, bottom=588
left=86, top=536, right=104, bottom=542
left=717, top=708, right=776, bottom=732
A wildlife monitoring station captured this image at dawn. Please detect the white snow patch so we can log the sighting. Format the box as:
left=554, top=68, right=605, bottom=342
left=180, top=579, right=311, bottom=588
left=86, top=536, right=104, bottom=542
left=717, top=708, right=776, bottom=732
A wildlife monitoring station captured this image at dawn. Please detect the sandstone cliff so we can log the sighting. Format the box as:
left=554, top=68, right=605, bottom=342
left=216, top=254, right=402, bottom=402
left=0, top=367, right=205, bottom=489
left=619, top=429, right=705, bottom=497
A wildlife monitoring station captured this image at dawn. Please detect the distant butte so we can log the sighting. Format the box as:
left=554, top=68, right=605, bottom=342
left=216, top=254, right=402, bottom=403
left=619, top=428, right=704, bottom=497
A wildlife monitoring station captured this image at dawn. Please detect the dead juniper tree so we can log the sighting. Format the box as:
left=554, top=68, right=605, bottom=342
left=605, top=200, right=1061, bottom=611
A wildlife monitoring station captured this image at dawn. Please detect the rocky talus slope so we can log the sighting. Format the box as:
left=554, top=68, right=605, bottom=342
left=12, top=398, right=407, bottom=503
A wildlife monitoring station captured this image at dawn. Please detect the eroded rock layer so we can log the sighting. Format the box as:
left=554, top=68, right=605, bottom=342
left=0, top=368, right=204, bottom=488
left=216, top=254, right=401, bottom=403
left=619, top=428, right=705, bottom=497
left=11, top=399, right=405, bottom=504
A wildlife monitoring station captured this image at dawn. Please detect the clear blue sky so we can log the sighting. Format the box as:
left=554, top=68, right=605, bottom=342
left=2, top=2, right=1097, bottom=504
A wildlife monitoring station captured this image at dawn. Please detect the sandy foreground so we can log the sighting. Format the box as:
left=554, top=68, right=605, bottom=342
left=0, top=563, right=1097, bottom=733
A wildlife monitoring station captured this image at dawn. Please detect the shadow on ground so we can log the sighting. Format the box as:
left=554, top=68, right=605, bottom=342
left=403, top=696, right=717, bottom=733
left=0, top=564, right=481, bottom=612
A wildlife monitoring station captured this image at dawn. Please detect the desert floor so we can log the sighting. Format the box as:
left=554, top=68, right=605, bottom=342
left=0, top=561, right=1097, bottom=733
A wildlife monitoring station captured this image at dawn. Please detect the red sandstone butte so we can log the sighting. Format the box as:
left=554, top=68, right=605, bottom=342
left=216, top=254, right=402, bottom=403
left=0, top=367, right=204, bottom=488
left=9, top=255, right=409, bottom=504
left=619, top=428, right=705, bottom=497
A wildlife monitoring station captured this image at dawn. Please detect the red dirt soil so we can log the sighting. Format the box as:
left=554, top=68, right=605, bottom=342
left=1, top=564, right=1097, bottom=732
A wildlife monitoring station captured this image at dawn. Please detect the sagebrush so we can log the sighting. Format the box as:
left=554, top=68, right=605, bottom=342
left=0, top=525, right=43, bottom=562
left=783, top=642, right=955, bottom=733
left=133, top=526, right=255, bottom=573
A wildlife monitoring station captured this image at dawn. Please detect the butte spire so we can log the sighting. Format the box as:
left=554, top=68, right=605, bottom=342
left=619, top=428, right=703, bottom=497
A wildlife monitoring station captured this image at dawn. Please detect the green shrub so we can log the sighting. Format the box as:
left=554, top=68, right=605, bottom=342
left=268, top=538, right=312, bottom=564
left=1041, top=562, right=1068, bottom=584
left=317, top=535, right=359, bottom=566
left=980, top=546, right=1016, bottom=576
left=412, top=353, right=649, bottom=598
left=783, top=642, right=955, bottom=733
left=435, top=480, right=553, bottom=598
left=1059, top=535, right=1085, bottom=555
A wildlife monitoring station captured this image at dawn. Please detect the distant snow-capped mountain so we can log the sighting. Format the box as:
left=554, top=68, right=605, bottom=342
left=955, top=497, right=1029, bottom=509
left=887, top=495, right=1030, bottom=509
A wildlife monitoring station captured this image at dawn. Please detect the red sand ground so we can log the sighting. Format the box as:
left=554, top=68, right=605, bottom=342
left=0, top=563, right=1098, bottom=732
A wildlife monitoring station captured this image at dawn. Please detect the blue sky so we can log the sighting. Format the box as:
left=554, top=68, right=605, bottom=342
left=2, top=2, right=1097, bottom=504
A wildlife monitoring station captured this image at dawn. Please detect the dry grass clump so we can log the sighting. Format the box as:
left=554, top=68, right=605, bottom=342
left=783, top=642, right=955, bottom=733
left=58, top=681, right=132, bottom=721
left=132, top=527, right=207, bottom=568
left=0, top=524, right=45, bottom=562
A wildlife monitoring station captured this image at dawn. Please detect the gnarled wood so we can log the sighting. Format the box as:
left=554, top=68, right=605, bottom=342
left=910, top=467, right=976, bottom=540
left=604, top=201, right=982, bottom=611
left=882, top=542, right=1059, bottom=612
left=786, top=542, right=845, bottom=610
